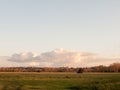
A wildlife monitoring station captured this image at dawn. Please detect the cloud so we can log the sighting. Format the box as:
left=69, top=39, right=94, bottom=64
left=8, top=48, right=92, bottom=67
left=7, top=48, right=120, bottom=67
left=8, top=52, right=36, bottom=62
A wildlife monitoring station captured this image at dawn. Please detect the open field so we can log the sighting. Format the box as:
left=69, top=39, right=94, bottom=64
left=0, top=72, right=119, bottom=90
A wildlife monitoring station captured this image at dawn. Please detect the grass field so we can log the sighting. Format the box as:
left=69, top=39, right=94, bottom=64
left=0, top=72, right=119, bottom=90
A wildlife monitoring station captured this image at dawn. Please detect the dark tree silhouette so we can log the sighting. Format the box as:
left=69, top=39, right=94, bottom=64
left=77, top=68, right=84, bottom=73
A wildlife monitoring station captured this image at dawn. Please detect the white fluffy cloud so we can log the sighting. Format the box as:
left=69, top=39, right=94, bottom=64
left=8, top=49, right=84, bottom=67
left=7, top=48, right=119, bottom=67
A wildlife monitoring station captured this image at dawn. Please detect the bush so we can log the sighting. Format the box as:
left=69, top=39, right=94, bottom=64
left=77, top=68, right=84, bottom=73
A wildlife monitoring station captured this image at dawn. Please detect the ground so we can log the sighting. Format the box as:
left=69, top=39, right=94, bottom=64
left=0, top=72, right=119, bottom=90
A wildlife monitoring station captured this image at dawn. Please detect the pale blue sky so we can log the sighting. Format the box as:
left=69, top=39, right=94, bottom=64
left=0, top=0, right=120, bottom=57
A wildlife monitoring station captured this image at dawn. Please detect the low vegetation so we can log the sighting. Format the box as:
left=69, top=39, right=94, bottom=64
left=0, top=62, right=119, bottom=90
left=0, top=72, right=119, bottom=90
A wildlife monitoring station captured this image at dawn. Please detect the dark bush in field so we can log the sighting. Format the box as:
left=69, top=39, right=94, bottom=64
left=77, top=68, right=84, bottom=73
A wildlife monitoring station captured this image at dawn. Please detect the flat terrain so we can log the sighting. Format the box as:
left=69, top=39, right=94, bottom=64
left=0, top=72, right=119, bottom=90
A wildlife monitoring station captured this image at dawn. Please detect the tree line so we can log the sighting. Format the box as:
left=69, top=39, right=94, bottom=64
left=0, top=62, right=120, bottom=73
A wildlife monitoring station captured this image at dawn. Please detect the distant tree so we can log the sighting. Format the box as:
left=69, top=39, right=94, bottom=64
left=109, top=63, right=120, bottom=72
left=77, top=68, right=84, bottom=73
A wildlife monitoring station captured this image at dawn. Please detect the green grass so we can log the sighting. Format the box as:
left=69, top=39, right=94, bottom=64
left=0, top=72, right=119, bottom=90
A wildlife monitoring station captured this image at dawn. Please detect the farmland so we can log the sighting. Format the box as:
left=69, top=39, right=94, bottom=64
left=0, top=72, right=119, bottom=90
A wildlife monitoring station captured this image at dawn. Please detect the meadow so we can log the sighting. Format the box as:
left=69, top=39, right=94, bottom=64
left=0, top=72, right=119, bottom=90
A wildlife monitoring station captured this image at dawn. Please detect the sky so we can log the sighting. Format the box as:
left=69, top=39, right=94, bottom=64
left=0, top=0, right=120, bottom=67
